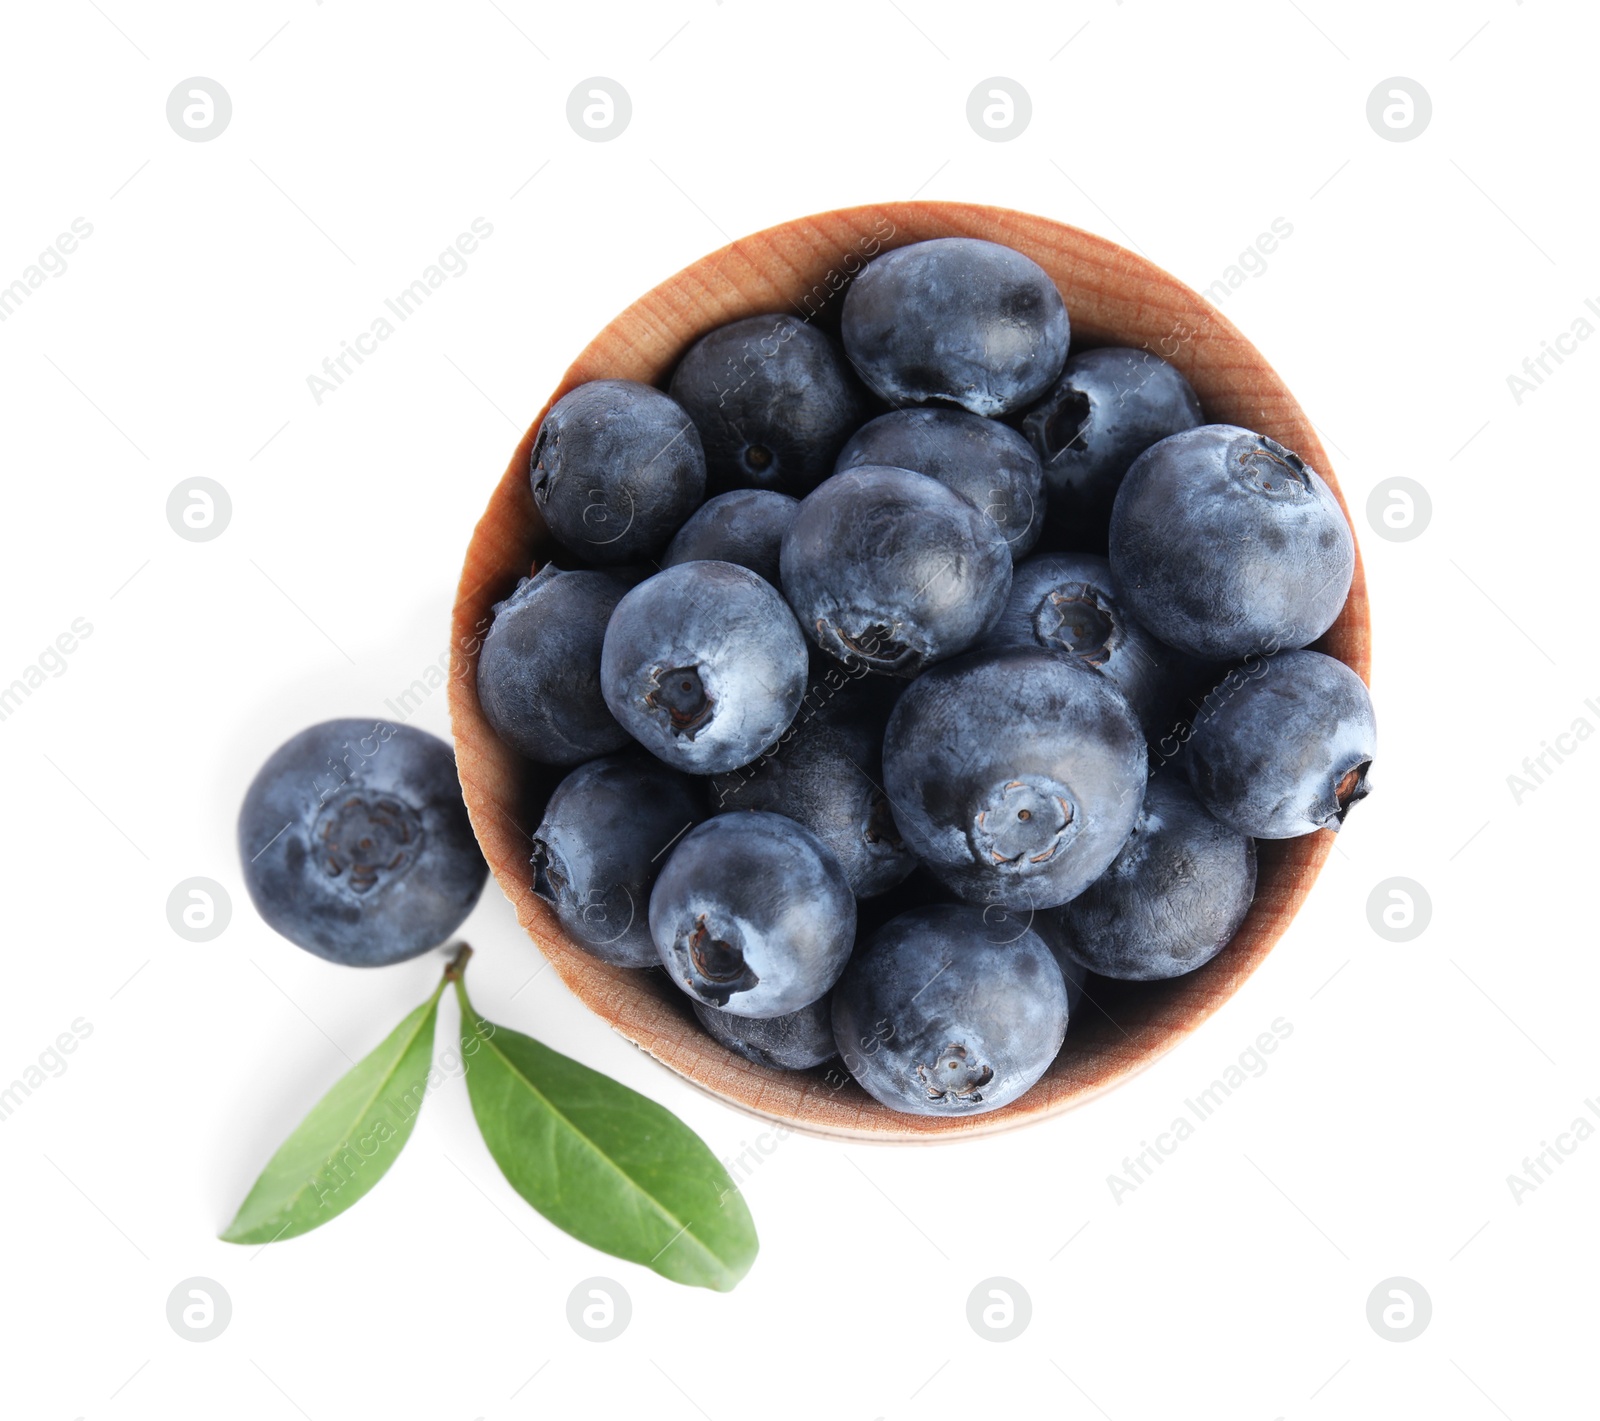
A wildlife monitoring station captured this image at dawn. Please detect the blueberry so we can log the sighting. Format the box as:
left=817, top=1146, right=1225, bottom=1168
left=882, top=645, right=1146, bottom=909
left=1108, top=425, right=1355, bottom=659
left=1017, top=907, right=1093, bottom=1022
left=710, top=673, right=916, bottom=898
left=1041, top=777, right=1256, bottom=980
left=1020, top=347, right=1203, bottom=548
left=530, top=379, right=706, bottom=565
left=831, top=905, right=1068, bottom=1116
left=1186, top=649, right=1375, bottom=838
left=780, top=465, right=1013, bottom=677
left=841, top=238, right=1069, bottom=416
left=982, top=551, right=1201, bottom=738
left=835, top=408, right=1045, bottom=559
left=650, top=812, right=855, bottom=1018
left=476, top=564, right=633, bottom=765
left=530, top=752, right=706, bottom=968
left=853, top=862, right=957, bottom=941
left=669, top=315, right=868, bottom=496
left=661, top=488, right=799, bottom=586
left=693, top=994, right=837, bottom=1071
left=238, top=720, right=487, bottom=966
left=601, top=560, right=809, bottom=775
left=1055, top=948, right=1088, bottom=1020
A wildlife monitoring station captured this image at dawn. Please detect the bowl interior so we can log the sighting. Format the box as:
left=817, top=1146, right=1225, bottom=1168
left=448, top=201, right=1371, bottom=1142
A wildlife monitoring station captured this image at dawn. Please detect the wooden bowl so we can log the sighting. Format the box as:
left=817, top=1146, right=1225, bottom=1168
left=449, top=201, right=1371, bottom=1143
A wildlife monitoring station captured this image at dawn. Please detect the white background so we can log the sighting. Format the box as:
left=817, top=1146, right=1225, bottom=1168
left=1, top=2, right=1594, bottom=1418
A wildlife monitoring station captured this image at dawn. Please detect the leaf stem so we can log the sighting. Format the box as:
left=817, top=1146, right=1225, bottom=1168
left=443, top=942, right=474, bottom=982
left=453, top=974, right=478, bottom=1030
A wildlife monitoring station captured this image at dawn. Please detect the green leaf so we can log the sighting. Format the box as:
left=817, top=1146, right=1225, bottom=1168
left=220, top=983, right=443, bottom=1245
left=456, top=980, right=758, bottom=1291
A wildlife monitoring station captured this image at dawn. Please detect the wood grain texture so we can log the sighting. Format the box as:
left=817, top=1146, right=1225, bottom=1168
left=448, top=201, right=1372, bottom=1143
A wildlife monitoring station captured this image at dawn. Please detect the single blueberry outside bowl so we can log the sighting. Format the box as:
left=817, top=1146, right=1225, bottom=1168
left=449, top=201, right=1372, bottom=1142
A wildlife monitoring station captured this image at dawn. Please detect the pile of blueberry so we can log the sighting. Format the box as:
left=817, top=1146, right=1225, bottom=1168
left=478, top=236, right=1375, bottom=1118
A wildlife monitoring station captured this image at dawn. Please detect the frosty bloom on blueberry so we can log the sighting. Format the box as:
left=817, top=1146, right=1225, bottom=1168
left=780, top=464, right=1013, bottom=677
left=531, top=752, right=706, bottom=968
left=1020, top=346, right=1203, bottom=549
left=710, top=674, right=915, bottom=899
left=835, top=408, right=1046, bottom=560
left=693, top=995, right=838, bottom=1072
left=1040, top=777, right=1257, bottom=981
left=1109, top=424, right=1355, bottom=660
left=529, top=379, right=706, bottom=564
left=601, top=560, right=809, bottom=775
left=669, top=315, right=867, bottom=496
left=239, top=720, right=487, bottom=966
left=650, top=813, right=855, bottom=1018
left=882, top=646, right=1146, bottom=911
left=476, top=564, right=633, bottom=766
left=831, top=905, right=1068, bottom=1116
left=662, top=488, right=800, bottom=585
left=982, top=550, right=1203, bottom=739
left=1186, top=650, right=1375, bottom=838
left=841, top=237, right=1069, bottom=414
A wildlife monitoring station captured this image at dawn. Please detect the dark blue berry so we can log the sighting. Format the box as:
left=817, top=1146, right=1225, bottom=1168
left=780, top=465, right=1013, bottom=677
left=881, top=645, right=1146, bottom=909
left=1108, top=425, right=1355, bottom=659
left=531, top=752, right=706, bottom=969
left=601, top=560, right=809, bottom=775
left=835, top=408, right=1045, bottom=559
left=476, top=564, right=632, bottom=765
left=650, top=812, right=855, bottom=1017
left=669, top=315, right=868, bottom=496
left=1021, top=347, right=1203, bottom=549
left=530, top=379, right=706, bottom=565
left=710, top=673, right=915, bottom=898
left=1186, top=649, right=1375, bottom=838
left=693, top=995, right=837, bottom=1071
left=1042, top=777, right=1256, bottom=980
left=831, top=905, right=1068, bottom=1116
left=841, top=238, right=1069, bottom=416
left=238, top=720, right=486, bottom=966
left=982, top=551, right=1202, bottom=738
left=661, top=488, right=799, bottom=586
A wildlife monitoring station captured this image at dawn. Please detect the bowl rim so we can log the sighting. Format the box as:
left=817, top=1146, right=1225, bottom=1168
left=447, top=199, right=1371, bottom=1144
